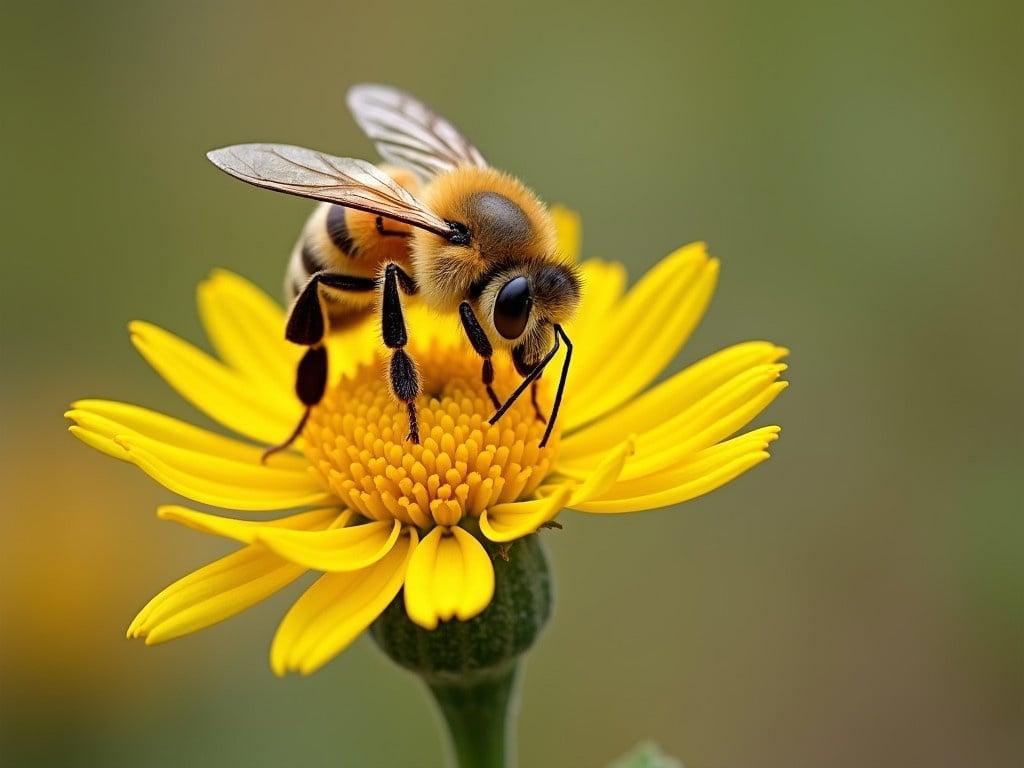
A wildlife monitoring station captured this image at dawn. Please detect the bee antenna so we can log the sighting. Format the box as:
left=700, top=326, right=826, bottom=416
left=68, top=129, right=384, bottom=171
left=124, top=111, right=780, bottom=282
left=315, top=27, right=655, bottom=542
left=540, top=325, right=572, bottom=447
left=488, top=325, right=572, bottom=448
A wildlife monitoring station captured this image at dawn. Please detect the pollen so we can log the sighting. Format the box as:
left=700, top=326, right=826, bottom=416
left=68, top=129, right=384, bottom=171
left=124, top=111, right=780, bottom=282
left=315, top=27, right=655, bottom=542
left=303, top=341, right=557, bottom=529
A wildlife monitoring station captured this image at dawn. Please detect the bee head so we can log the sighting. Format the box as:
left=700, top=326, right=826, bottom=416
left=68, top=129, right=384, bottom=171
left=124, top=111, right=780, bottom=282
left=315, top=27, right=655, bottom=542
left=485, top=261, right=581, bottom=355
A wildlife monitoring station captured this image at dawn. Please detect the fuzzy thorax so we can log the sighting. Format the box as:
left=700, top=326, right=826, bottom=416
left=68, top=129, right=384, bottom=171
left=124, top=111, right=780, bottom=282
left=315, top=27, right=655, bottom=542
left=409, top=167, right=557, bottom=312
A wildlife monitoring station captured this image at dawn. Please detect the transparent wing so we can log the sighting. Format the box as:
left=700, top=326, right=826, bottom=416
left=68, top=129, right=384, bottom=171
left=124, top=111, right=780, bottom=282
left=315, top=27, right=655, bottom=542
left=347, top=84, right=487, bottom=180
left=206, top=143, right=453, bottom=237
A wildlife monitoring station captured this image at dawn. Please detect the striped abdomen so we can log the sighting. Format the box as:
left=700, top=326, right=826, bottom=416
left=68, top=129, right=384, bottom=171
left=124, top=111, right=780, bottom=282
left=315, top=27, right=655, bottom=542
left=285, top=203, right=362, bottom=303
left=283, top=166, right=420, bottom=329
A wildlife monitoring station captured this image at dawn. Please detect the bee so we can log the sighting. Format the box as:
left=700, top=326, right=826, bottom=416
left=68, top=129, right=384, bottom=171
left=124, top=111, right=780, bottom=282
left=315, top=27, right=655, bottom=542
left=207, top=84, right=580, bottom=458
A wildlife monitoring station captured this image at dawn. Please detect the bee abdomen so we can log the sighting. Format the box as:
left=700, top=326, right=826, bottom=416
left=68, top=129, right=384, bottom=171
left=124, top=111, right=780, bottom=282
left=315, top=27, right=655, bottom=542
left=285, top=204, right=359, bottom=302
left=325, top=204, right=358, bottom=257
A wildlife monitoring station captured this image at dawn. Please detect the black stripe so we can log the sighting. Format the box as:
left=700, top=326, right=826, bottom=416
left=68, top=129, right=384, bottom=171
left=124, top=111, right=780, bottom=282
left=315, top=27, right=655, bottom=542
left=326, top=205, right=357, bottom=256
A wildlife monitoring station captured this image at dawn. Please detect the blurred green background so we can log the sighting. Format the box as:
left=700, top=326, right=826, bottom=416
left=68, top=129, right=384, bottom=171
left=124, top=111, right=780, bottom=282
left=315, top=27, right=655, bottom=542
left=2, top=1, right=1021, bottom=766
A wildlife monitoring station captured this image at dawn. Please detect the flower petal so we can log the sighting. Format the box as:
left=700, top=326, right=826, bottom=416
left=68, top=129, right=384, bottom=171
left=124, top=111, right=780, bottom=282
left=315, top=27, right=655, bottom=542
left=157, top=505, right=353, bottom=544
left=130, top=320, right=303, bottom=445
left=479, top=485, right=574, bottom=543
left=558, top=363, right=787, bottom=482
left=323, top=314, right=385, bottom=380
left=128, top=507, right=337, bottom=644
left=403, top=526, right=495, bottom=630
left=197, top=270, right=299, bottom=395
left=66, top=400, right=306, bottom=470
left=254, top=518, right=402, bottom=572
left=114, top=434, right=330, bottom=511
left=564, top=437, right=635, bottom=506
left=551, top=205, right=581, bottom=262
left=565, top=259, right=628, bottom=378
left=559, top=342, right=788, bottom=461
left=565, top=244, right=718, bottom=429
left=66, top=402, right=330, bottom=509
left=571, top=427, right=780, bottom=513
left=270, top=529, right=417, bottom=676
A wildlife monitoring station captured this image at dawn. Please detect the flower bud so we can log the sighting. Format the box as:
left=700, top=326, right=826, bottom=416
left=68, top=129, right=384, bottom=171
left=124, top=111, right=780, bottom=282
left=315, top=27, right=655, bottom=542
left=371, top=531, right=552, bottom=679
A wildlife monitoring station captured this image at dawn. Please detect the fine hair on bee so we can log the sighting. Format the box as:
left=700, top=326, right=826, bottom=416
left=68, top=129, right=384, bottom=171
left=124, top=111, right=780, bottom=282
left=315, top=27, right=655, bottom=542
left=206, top=84, right=581, bottom=460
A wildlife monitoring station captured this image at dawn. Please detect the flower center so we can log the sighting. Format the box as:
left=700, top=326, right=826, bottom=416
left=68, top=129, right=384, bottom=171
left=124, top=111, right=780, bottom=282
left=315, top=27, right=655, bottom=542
left=303, top=341, right=557, bottom=529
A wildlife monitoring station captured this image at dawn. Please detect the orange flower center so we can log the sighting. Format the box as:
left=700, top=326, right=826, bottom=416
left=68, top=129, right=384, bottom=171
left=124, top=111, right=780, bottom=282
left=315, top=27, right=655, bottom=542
left=303, top=342, right=557, bottom=529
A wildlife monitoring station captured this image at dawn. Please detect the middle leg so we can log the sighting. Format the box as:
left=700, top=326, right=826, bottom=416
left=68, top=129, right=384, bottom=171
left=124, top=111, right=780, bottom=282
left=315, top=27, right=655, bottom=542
left=381, top=263, right=421, bottom=443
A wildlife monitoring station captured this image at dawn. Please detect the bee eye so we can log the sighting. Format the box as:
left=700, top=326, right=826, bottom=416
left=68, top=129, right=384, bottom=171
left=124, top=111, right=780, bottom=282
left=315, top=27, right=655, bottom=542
left=493, top=276, right=532, bottom=340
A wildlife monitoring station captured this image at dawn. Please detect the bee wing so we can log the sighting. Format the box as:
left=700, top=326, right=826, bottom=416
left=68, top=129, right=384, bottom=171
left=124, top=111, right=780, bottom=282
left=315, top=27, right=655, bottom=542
left=206, top=143, right=454, bottom=237
left=347, top=84, right=488, bottom=181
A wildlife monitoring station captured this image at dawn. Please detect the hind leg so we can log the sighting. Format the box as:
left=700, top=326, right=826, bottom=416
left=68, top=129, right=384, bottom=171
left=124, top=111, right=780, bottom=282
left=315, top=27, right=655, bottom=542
left=263, top=271, right=377, bottom=461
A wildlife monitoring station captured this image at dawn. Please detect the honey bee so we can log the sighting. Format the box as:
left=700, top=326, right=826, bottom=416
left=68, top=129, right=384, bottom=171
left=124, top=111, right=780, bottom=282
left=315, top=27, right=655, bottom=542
left=207, top=84, right=580, bottom=458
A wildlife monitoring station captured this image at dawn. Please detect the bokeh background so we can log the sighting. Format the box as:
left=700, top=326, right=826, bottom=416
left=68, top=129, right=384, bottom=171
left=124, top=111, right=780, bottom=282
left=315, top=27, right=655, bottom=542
left=2, top=1, right=1020, bottom=766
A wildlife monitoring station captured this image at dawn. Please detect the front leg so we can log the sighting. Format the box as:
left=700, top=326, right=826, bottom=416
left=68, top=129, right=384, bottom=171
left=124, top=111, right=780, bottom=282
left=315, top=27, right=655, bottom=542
left=459, top=301, right=502, bottom=410
left=381, top=263, right=421, bottom=443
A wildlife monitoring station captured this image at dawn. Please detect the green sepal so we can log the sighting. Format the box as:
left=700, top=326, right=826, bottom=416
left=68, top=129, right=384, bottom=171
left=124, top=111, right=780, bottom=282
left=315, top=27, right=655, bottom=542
left=370, top=530, right=552, bottom=678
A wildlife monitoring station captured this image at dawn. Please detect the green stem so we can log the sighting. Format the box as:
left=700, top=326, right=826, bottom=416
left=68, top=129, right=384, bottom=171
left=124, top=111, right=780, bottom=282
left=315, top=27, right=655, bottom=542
left=427, top=662, right=520, bottom=768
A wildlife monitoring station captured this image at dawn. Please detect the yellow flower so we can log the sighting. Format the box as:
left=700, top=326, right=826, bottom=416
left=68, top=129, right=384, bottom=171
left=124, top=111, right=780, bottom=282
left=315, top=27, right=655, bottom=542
left=65, top=209, right=787, bottom=676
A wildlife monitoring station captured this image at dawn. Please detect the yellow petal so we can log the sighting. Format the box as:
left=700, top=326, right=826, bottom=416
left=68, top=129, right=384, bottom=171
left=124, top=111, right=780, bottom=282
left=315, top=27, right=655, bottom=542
left=563, top=437, right=635, bottom=506
left=66, top=403, right=328, bottom=509
left=565, top=245, right=718, bottom=429
left=559, top=342, right=788, bottom=461
left=197, top=270, right=299, bottom=394
left=254, top=518, right=402, bottom=571
left=157, top=505, right=353, bottom=544
left=613, top=376, right=787, bottom=482
left=558, top=363, right=788, bottom=480
left=66, top=400, right=306, bottom=470
left=595, top=427, right=781, bottom=501
left=323, top=311, right=384, bottom=379
left=128, top=507, right=336, bottom=644
left=572, top=430, right=779, bottom=513
left=110, top=434, right=332, bottom=511
left=551, top=205, right=581, bottom=262
left=130, top=320, right=303, bottom=445
left=270, top=529, right=416, bottom=676
left=403, top=526, right=495, bottom=629
left=564, top=259, right=628, bottom=382
left=67, top=424, right=126, bottom=461
left=479, top=485, right=573, bottom=543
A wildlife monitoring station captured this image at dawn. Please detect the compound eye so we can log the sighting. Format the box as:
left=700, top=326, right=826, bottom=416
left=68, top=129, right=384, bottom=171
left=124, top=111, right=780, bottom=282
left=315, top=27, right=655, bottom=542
left=493, top=276, right=532, bottom=340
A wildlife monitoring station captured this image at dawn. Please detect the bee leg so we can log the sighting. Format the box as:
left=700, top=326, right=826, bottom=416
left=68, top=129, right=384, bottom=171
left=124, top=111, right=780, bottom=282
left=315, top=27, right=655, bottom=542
left=285, top=271, right=377, bottom=346
left=263, top=271, right=377, bottom=461
left=491, top=326, right=572, bottom=448
left=376, top=216, right=411, bottom=238
left=458, top=302, right=502, bottom=410
left=261, top=346, right=327, bottom=462
left=381, top=263, right=421, bottom=443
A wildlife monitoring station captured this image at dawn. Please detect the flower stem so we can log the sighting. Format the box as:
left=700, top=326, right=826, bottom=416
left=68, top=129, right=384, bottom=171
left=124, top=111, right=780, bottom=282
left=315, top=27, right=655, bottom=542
left=427, top=662, right=520, bottom=768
